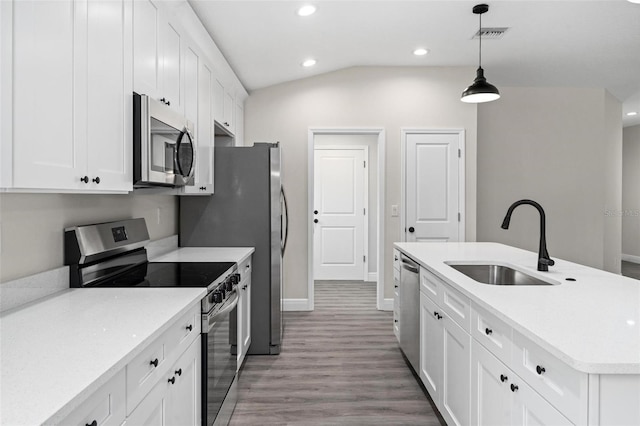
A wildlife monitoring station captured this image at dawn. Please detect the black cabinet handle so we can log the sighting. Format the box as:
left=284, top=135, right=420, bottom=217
left=92, top=177, right=100, bottom=184
left=150, top=358, right=159, bottom=368
left=224, top=122, right=230, bottom=127
left=394, top=319, right=398, bottom=323
left=166, top=100, right=170, bottom=106
left=86, top=421, right=97, bottom=426
left=394, top=256, right=398, bottom=261
left=510, top=384, right=519, bottom=392
left=175, top=368, right=182, bottom=376
left=168, top=376, right=176, bottom=384
left=433, top=311, right=438, bottom=317
left=485, top=328, right=493, bottom=335
left=186, top=324, right=193, bottom=331
left=160, top=97, right=166, bottom=104
left=437, top=314, right=442, bottom=320
left=394, top=285, right=398, bottom=288
left=314, top=219, right=318, bottom=223
left=408, top=227, right=415, bottom=233
left=500, top=374, right=508, bottom=382
left=80, top=176, right=89, bottom=183
left=536, top=365, right=546, bottom=375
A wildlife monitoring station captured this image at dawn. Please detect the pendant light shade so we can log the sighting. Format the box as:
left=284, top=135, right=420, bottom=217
left=461, top=4, right=500, bottom=103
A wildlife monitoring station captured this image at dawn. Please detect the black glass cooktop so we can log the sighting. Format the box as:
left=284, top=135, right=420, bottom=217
left=97, top=262, right=235, bottom=288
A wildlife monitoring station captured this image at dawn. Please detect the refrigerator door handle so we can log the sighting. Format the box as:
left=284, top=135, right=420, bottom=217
left=281, top=187, right=289, bottom=255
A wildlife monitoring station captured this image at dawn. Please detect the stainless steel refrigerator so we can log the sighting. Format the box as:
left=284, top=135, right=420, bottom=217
left=180, top=143, right=288, bottom=355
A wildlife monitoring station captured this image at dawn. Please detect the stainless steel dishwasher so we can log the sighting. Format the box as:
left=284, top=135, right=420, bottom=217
left=399, top=253, right=420, bottom=372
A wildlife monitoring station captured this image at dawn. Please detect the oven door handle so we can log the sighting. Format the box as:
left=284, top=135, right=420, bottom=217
left=203, top=291, right=239, bottom=333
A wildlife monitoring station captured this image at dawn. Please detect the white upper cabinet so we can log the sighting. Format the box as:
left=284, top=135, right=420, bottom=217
left=3, top=0, right=132, bottom=192
left=133, top=0, right=183, bottom=114
left=213, top=78, right=236, bottom=136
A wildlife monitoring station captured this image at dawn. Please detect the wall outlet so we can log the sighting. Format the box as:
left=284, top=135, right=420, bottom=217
left=391, top=205, right=399, bottom=217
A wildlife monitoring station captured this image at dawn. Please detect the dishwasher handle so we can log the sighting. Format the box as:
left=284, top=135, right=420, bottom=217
left=400, top=255, right=419, bottom=274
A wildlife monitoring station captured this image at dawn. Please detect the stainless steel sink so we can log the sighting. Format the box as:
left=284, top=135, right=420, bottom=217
left=446, top=263, right=557, bottom=286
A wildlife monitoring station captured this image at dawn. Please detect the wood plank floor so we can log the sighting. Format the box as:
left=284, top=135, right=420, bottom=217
left=229, top=281, right=444, bottom=425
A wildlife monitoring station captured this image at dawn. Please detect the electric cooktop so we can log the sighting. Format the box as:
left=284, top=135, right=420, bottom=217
left=98, top=261, right=236, bottom=288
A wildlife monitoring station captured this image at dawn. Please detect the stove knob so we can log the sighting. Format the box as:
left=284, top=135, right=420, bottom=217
left=234, top=273, right=241, bottom=283
left=224, top=280, right=233, bottom=292
left=212, top=291, right=223, bottom=303
left=230, top=274, right=239, bottom=285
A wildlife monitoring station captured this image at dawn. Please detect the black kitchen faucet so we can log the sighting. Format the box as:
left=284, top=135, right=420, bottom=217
left=501, top=199, right=555, bottom=272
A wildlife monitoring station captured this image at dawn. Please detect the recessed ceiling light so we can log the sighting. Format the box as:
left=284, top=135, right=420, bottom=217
left=627, top=111, right=639, bottom=116
left=297, top=5, right=316, bottom=16
left=302, top=59, right=317, bottom=67
left=413, top=48, right=429, bottom=56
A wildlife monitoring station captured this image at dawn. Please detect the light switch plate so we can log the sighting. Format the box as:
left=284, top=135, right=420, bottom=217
left=391, top=205, right=398, bottom=217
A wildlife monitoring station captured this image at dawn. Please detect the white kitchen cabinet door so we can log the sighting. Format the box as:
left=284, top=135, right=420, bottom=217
left=11, top=0, right=83, bottom=189
left=133, top=0, right=161, bottom=99
left=213, top=78, right=234, bottom=135
left=166, top=336, right=201, bottom=426
left=223, top=91, right=234, bottom=132
left=420, top=292, right=442, bottom=400
left=181, top=57, right=213, bottom=195
left=471, top=340, right=512, bottom=426
left=512, top=378, right=573, bottom=426
left=441, top=315, right=471, bottom=426
left=393, top=268, right=400, bottom=341
left=86, top=0, right=132, bottom=191
left=235, top=101, right=244, bottom=146
left=159, top=18, right=183, bottom=114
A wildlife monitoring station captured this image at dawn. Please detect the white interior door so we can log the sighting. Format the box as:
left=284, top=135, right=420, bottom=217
left=405, top=131, right=462, bottom=242
left=313, top=149, right=366, bottom=280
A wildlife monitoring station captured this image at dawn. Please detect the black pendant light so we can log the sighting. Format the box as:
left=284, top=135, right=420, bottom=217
left=461, top=4, right=500, bottom=103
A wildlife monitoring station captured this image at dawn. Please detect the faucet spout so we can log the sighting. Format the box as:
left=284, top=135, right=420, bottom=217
left=501, top=199, right=555, bottom=272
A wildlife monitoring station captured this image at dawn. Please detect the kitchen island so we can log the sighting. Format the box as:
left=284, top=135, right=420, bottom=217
left=394, top=242, right=640, bottom=426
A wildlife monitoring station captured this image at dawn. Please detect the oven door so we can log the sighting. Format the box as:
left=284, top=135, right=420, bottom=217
left=134, top=93, right=196, bottom=187
left=202, top=291, right=239, bottom=426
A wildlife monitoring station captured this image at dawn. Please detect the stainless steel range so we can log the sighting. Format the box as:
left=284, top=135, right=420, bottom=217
left=64, top=218, right=240, bottom=426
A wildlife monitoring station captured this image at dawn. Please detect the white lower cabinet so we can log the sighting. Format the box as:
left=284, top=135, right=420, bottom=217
left=393, top=267, right=401, bottom=341
left=237, top=255, right=252, bottom=369
left=419, top=292, right=471, bottom=426
left=472, top=340, right=572, bottom=426
left=125, top=335, right=201, bottom=426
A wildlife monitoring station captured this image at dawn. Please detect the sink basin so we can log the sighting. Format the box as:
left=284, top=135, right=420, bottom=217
left=446, top=263, right=557, bottom=286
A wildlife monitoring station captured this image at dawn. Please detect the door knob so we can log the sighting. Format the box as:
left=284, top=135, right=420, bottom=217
left=314, top=219, right=318, bottom=223
left=408, top=227, right=415, bottom=233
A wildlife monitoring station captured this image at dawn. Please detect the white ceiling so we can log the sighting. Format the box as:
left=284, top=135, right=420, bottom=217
left=188, top=0, right=640, bottom=126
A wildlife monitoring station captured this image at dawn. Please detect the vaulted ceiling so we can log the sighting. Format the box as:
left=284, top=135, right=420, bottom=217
left=189, top=1, right=640, bottom=126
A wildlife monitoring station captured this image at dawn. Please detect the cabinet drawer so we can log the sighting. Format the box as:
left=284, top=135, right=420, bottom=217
left=126, top=305, right=200, bottom=414
left=441, top=282, right=470, bottom=332
left=60, top=369, right=126, bottom=426
left=511, top=331, right=587, bottom=424
left=471, top=303, right=512, bottom=364
left=393, top=249, right=400, bottom=271
left=420, top=268, right=441, bottom=303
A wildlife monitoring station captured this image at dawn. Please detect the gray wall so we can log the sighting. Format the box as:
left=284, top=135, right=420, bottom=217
left=0, top=193, right=177, bottom=282
left=244, top=66, right=479, bottom=300
left=622, top=124, right=640, bottom=258
left=477, top=87, right=622, bottom=272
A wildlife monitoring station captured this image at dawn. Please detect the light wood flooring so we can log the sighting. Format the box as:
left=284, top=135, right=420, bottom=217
left=229, top=281, right=444, bottom=425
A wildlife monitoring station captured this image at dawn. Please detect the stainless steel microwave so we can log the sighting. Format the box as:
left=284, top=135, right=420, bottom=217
left=133, top=92, right=196, bottom=187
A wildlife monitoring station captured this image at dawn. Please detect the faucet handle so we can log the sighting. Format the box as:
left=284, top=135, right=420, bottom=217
left=539, top=258, right=555, bottom=266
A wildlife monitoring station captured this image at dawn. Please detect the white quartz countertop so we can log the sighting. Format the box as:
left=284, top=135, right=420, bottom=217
left=0, top=287, right=206, bottom=426
left=394, top=242, right=640, bottom=374
left=150, top=247, right=254, bottom=264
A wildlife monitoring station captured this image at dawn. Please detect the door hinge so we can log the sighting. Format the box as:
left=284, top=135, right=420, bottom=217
left=363, top=255, right=366, bottom=262
left=363, top=208, right=366, bottom=215
left=458, top=212, right=461, bottom=222
left=458, top=149, right=461, bottom=158
left=364, top=160, right=366, bottom=168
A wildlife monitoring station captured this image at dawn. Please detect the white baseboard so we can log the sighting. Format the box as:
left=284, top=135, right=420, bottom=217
left=367, top=272, right=378, bottom=282
left=380, top=298, right=393, bottom=311
left=282, top=298, right=312, bottom=311
left=621, top=254, right=640, bottom=264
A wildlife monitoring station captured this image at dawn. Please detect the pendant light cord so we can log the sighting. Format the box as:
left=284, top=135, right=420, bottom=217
left=478, top=12, right=482, bottom=67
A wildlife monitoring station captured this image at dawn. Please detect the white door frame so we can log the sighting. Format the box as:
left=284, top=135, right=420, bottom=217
left=308, top=128, right=386, bottom=310
left=400, top=128, right=466, bottom=242
left=313, top=145, right=369, bottom=281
